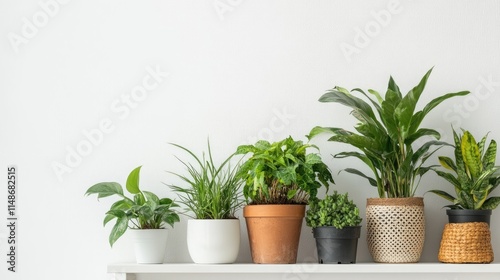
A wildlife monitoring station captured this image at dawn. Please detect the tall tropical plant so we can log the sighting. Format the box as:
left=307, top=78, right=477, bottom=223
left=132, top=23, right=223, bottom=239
left=308, top=68, right=470, bottom=198
left=429, top=129, right=500, bottom=210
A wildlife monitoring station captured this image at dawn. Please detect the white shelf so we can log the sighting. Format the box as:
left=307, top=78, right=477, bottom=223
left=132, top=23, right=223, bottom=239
left=108, top=262, right=500, bottom=274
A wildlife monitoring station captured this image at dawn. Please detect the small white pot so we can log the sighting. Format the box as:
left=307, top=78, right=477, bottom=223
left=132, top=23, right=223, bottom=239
left=187, top=219, right=240, bottom=264
left=129, top=229, right=169, bottom=264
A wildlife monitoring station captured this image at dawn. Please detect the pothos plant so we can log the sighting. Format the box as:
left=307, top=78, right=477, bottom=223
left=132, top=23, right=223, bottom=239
left=85, top=166, right=180, bottom=247
left=429, top=129, right=500, bottom=210
left=306, top=191, right=362, bottom=229
left=308, top=68, right=470, bottom=198
left=235, top=136, right=334, bottom=205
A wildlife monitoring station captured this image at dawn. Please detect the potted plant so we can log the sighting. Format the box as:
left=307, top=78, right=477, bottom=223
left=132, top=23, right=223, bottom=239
left=306, top=191, right=362, bottom=264
left=168, top=141, right=244, bottom=264
left=308, top=68, right=470, bottom=263
left=429, top=129, right=499, bottom=264
left=85, top=166, right=180, bottom=264
left=235, top=136, right=334, bottom=264
left=429, top=128, right=500, bottom=222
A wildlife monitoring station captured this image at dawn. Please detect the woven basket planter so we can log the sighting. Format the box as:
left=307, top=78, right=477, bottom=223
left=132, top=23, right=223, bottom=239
left=366, top=197, right=425, bottom=263
left=438, top=222, right=494, bottom=263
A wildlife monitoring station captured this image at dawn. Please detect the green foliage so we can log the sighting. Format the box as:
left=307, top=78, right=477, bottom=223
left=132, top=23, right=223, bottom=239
left=85, top=166, right=180, bottom=247
left=308, top=68, right=469, bottom=198
left=429, top=129, right=500, bottom=210
left=306, top=191, right=362, bottom=229
left=235, top=136, right=334, bottom=205
left=168, top=141, right=244, bottom=219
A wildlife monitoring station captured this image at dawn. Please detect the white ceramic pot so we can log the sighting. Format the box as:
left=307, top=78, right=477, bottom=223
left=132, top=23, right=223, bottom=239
left=129, top=229, right=169, bottom=264
left=187, top=219, right=240, bottom=264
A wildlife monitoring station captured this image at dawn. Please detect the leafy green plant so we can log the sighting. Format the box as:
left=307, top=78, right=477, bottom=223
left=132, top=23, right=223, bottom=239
left=85, top=166, right=180, bottom=247
left=308, top=68, right=469, bottom=198
left=168, top=141, right=244, bottom=219
left=235, top=136, right=334, bottom=205
left=306, top=191, right=362, bottom=229
left=429, top=129, right=500, bottom=210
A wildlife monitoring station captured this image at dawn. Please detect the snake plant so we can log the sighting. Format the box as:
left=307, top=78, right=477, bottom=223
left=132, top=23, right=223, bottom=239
left=429, top=129, right=500, bottom=210
left=308, top=68, right=469, bottom=198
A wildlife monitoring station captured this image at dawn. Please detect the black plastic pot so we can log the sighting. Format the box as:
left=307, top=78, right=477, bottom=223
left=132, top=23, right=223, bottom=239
left=446, top=209, right=492, bottom=225
left=312, top=226, right=361, bottom=264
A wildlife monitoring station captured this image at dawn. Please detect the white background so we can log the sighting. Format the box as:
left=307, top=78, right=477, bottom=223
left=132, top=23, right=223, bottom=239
left=1, top=1, right=499, bottom=280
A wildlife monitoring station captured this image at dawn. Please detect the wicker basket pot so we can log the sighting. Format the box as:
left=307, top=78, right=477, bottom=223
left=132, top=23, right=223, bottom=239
left=438, top=222, right=494, bottom=263
left=366, top=197, right=425, bottom=263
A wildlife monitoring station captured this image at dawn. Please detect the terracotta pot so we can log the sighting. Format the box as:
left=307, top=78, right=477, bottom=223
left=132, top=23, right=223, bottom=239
left=366, top=197, right=425, bottom=263
left=243, top=204, right=305, bottom=264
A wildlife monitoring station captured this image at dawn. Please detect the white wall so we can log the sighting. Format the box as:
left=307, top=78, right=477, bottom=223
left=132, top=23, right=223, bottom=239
left=1, top=0, right=499, bottom=279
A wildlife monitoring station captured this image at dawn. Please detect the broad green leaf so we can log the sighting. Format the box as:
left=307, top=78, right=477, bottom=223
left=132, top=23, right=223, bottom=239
left=85, top=182, right=123, bottom=199
left=380, top=89, right=400, bottom=140
left=408, top=90, right=469, bottom=135
left=342, top=168, right=377, bottom=187
left=405, top=128, right=441, bottom=145
left=328, top=131, right=379, bottom=152
left=482, top=140, right=497, bottom=170
left=334, top=86, right=350, bottom=94
left=235, top=144, right=258, bottom=155
left=427, top=190, right=456, bottom=202
left=162, top=212, right=180, bottom=227
left=159, top=197, right=174, bottom=206
left=352, top=88, right=382, bottom=113
left=143, top=191, right=160, bottom=204
left=478, top=133, right=489, bottom=156
left=305, top=153, right=323, bottom=165
left=319, top=88, right=377, bottom=121
left=453, top=129, right=468, bottom=184
left=254, top=140, right=271, bottom=151
left=103, top=214, right=116, bottom=227
left=433, top=169, right=460, bottom=187
left=461, top=131, right=482, bottom=179
left=109, top=216, right=128, bottom=247
left=394, top=68, right=433, bottom=139
left=412, top=140, right=449, bottom=164
left=387, top=76, right=402, bottom=100
left=134, top=193, right=145, bottom=206
left=308, top=126, right=341, bottom=139
left=368, top=89, right=384, bottom=104
left=482, top=197, right=500, bottom=210
left=438, top=156, right=457, bottom=172
left=126, top=166, right=142, bottom=194
left=110, top=199, right=132, bottom=211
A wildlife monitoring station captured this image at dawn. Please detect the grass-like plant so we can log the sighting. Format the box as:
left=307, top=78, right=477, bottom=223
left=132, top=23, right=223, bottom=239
left=306, top=191, right=362, bottom=229
left=168, top=141, right=244, bottom=219
left=429, top=129, right=500, bottom=210
left=85, top=166, right=180, bottom=247
left=235, top=136, right=334, bottom=205
left=308, top=68, right=469, bottom=198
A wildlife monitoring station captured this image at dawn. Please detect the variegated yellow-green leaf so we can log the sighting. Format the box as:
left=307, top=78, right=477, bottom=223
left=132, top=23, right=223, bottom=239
left=438, top=156, right=457, bottom=171
left=461, top=131, right=482, bottom=179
